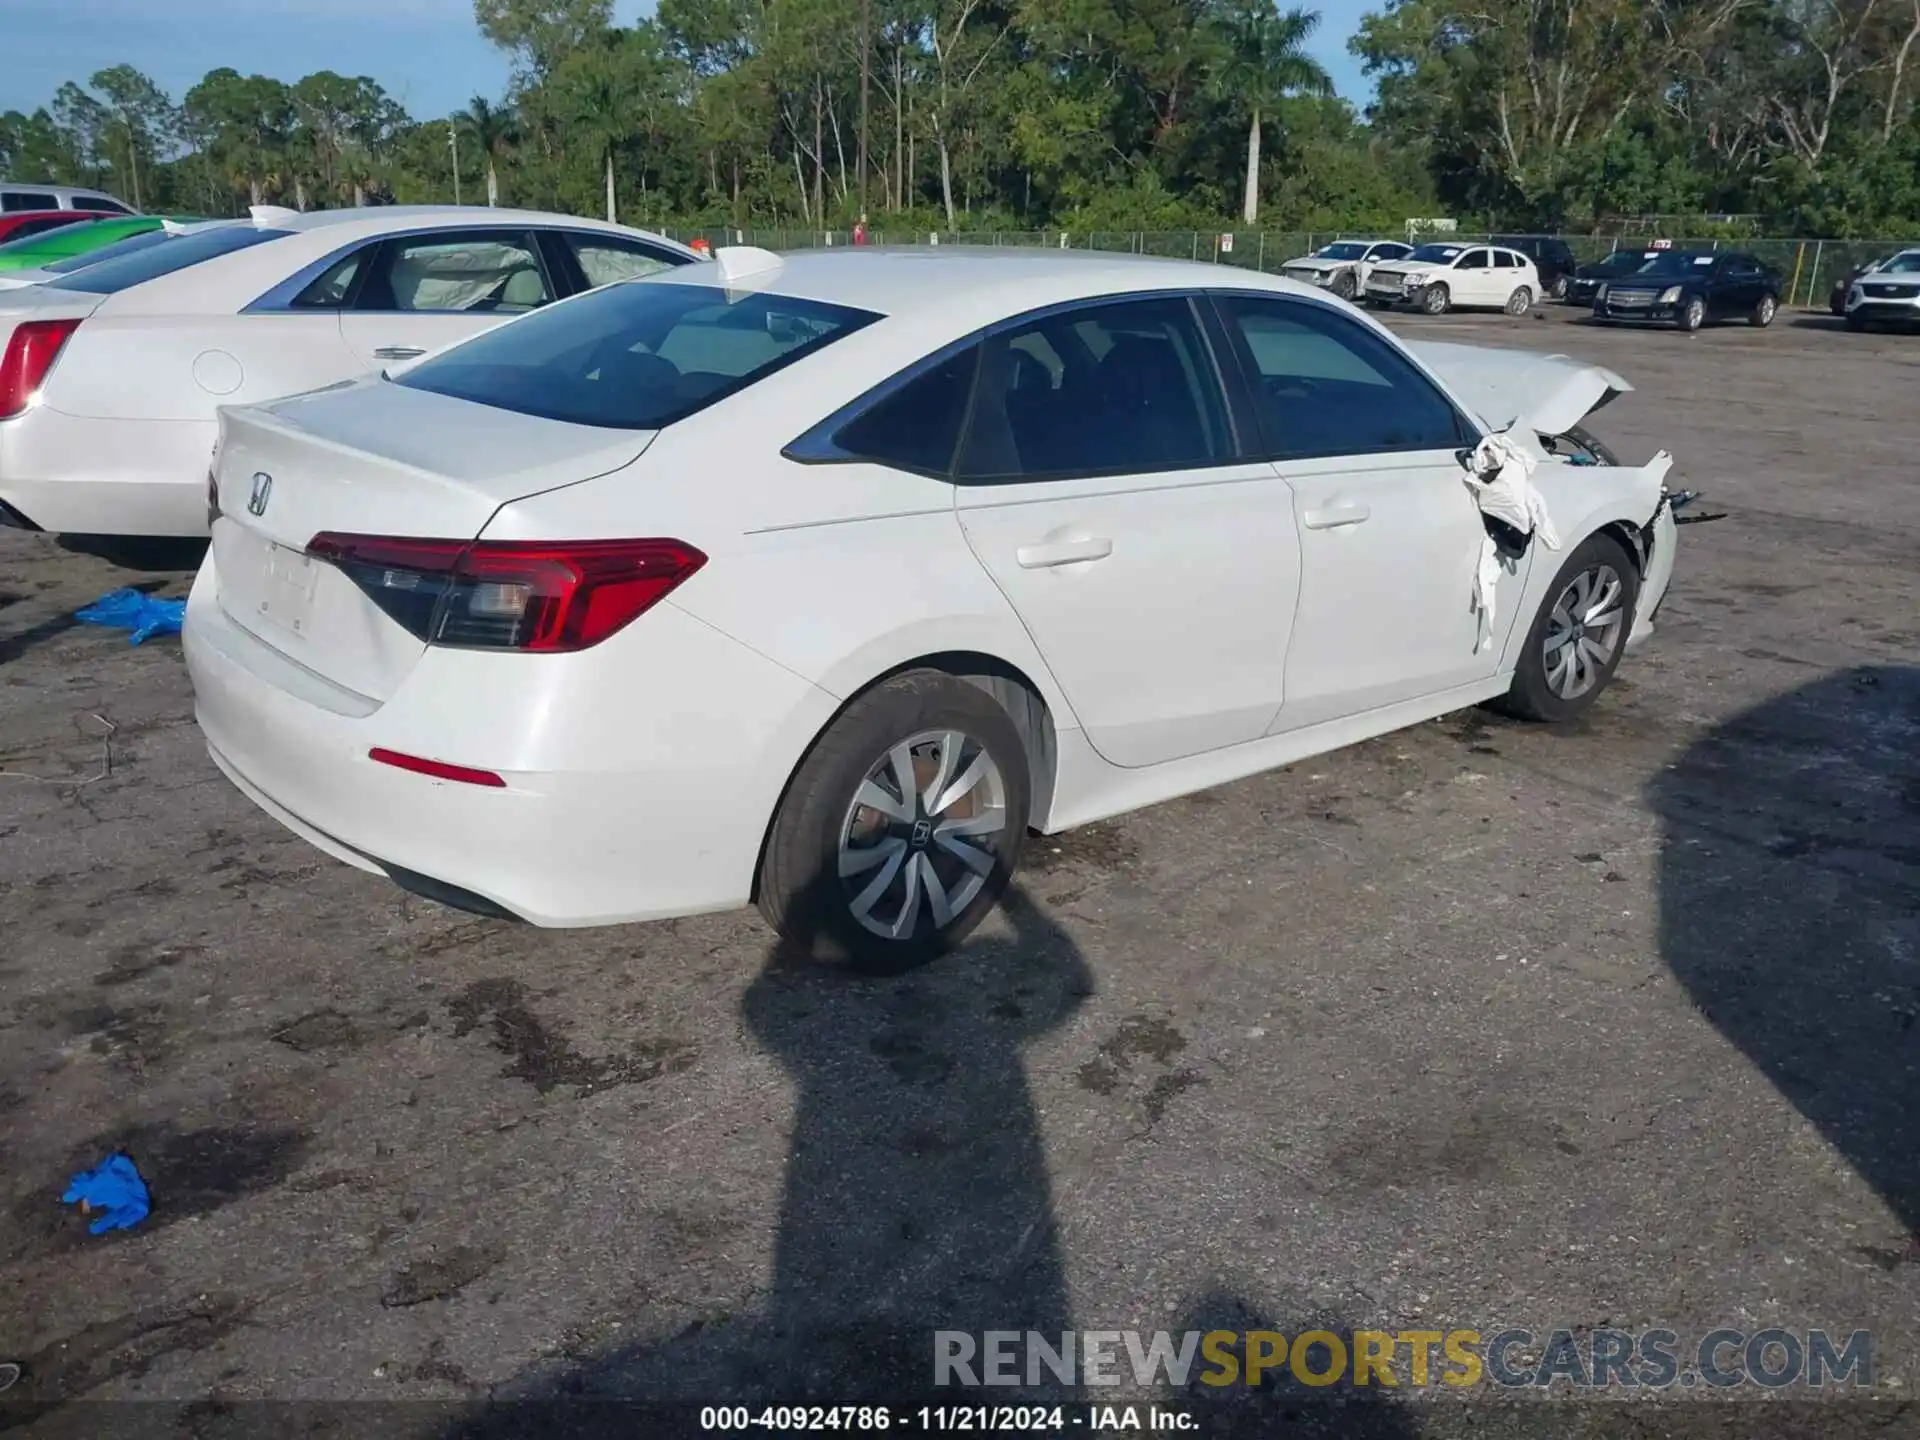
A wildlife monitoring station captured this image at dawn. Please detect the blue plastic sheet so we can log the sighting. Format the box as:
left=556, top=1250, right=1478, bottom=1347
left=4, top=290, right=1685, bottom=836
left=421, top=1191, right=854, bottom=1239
left=74, top=589, right=186, bottom=645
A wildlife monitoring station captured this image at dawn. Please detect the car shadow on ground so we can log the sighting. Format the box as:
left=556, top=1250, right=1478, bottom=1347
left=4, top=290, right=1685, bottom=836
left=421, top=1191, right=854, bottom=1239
left=1648, top=666, right=1920, bottom=1244
left=53, top=534, right=208, bottom=573
left=433, top=881, right=1426, bottom=1438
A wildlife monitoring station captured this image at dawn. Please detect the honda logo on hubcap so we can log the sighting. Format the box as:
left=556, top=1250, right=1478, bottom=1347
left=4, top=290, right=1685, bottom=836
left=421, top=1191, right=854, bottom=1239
left=247, top=472, right=273, bottom=516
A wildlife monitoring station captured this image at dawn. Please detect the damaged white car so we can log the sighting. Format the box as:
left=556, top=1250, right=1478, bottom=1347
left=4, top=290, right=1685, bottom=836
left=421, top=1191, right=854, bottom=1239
left=185, top=253, right=1678, bottom=968
left=1280, top=238, right=1415, bottom=301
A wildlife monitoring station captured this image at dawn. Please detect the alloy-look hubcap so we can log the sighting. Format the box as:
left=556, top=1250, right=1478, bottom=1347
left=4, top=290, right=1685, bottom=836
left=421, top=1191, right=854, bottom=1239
left=1543, top=563, right=1626, bottom=700
left=838, top=730, right=1008, bottom=940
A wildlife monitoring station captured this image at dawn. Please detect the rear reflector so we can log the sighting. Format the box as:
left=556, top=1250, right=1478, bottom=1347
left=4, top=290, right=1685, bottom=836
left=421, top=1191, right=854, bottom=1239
left=307, top=534, right=706, bottom=652
left=368, top=748, right=507, bottom=787
left=0, top=318, right=81, bottom=420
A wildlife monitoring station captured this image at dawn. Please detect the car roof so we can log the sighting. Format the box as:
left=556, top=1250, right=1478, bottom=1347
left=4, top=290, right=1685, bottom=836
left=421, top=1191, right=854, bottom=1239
left=644, top=246, right=1317, bottom=320
left=263, top=205, right=685, bottom=240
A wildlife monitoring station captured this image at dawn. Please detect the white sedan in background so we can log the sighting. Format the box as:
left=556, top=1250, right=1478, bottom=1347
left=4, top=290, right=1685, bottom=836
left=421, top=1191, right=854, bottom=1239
left=1365, top=242, right=1543, bottom=316
left=1279, top=238, right=1415, bottom=301
left=0, top=206, right=698, bottom=536
left=185, top=247, right=1679, bottom=971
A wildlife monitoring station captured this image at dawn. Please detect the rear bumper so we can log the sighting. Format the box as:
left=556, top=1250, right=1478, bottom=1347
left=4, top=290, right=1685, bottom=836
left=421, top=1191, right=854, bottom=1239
left=0, top=408, right=215, bottom=537
left=183, top=556, right=840, bottom=928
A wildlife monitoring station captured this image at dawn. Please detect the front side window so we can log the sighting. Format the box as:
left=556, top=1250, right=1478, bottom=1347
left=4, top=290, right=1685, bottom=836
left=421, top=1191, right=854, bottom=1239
left=48, top=224, right=287, bottom=293
left=79, top=197, right=134, bottom=214
left=1214, top=293, right=1471, bottom=461
left=357, top=231, right=553, bottom=313
left=955, top=296, right=1232, bottom=483
left=397, top=281, right=880, bottom=430
left=562, top=233, right=685, bottom=289
left=1456, top=249, right=1490, bottom=270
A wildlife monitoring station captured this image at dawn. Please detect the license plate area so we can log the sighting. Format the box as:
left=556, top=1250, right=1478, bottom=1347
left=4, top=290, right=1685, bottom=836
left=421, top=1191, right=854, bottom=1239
left=251, top=543, right=319, bottom=636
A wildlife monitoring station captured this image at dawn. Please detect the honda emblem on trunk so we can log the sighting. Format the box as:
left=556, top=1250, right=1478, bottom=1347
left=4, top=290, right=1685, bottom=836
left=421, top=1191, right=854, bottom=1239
left=247, top=472, right=273, bottom=516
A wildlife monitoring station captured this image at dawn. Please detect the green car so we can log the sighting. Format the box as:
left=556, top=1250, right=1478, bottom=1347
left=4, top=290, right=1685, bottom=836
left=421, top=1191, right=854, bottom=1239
left=0, top=214, right=207, bottom=275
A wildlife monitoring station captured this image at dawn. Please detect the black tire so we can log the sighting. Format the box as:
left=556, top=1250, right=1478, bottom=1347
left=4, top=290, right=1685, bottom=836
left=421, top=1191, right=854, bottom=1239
left=1496, top=532, right=1641, bottom=724
left=1678, top=295, right=1706, bottom=331
left=1419, top=283, right=1450, bottom=315
left=1550, top=274, right=1570, bottom=301
left=1750, top=293, right=1777, bottom=327
left=1332, top=269, right=1358, bottom=300
left=1845, top=309, right=1868, bottom=332
left=757, top=669, right=1030, bottom=972
left=1505, top=285, right=1534, bottom=316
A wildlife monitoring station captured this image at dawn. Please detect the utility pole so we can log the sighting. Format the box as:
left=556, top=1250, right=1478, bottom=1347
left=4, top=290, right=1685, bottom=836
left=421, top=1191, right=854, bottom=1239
left=449, top=120, right=461, bottom=205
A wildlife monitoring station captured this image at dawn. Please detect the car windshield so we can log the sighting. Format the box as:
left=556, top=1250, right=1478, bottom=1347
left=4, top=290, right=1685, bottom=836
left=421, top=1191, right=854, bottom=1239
left=1592, top=252, right=1651, bottom=272
left=1627, top=251, right=1715, bottom=277
left=48, top=224, right=285, bottom=293
left=1878, top=252, right=1920, bottom=274
left=396, top=281, right=882, bottom=430
left=1408, top=244, right=1463, bottom=263
left=1315, top=242, right=1369, bottom=260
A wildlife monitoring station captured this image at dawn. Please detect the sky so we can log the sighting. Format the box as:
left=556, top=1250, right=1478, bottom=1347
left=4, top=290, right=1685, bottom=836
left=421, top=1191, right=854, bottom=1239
left=0, top=0, right=1376, bottom=125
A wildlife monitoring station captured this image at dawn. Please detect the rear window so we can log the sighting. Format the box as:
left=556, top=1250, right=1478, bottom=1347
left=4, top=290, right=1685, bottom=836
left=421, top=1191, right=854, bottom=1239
left=40, top=227, right=168, bottom=273
left=396, top=281, right=882, bottom=430
left=48, top=225, right=287, bottom=294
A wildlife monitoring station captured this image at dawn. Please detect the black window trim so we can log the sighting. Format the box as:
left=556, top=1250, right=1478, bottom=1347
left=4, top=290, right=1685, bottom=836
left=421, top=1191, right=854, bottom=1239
left=1203, top=288, right=1483, bottom=462
left=783, top=288, right=1249, bottom=485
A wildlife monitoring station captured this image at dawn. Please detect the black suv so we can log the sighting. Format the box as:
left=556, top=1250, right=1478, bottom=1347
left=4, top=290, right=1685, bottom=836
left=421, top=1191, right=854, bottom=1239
left=1492, top=235, right=1579, bottom=299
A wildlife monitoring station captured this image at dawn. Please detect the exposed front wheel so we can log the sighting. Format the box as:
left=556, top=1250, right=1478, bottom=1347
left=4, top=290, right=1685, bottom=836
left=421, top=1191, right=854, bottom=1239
left=1750, top=294, right=1777, bottom=327
left=1678, top=296, right=1706, bottom=331
left=1496, top=533, right=1641, bottom=723
left=1505, top=286, right=1534, bottom=316
left=1419, top=283, right=1450, bottom=315
left=1550, top=274, right=1570, bottom=300
left=757, top=670, right=1030, bottom=971
left=1332, top=269, right=1358, bottom=300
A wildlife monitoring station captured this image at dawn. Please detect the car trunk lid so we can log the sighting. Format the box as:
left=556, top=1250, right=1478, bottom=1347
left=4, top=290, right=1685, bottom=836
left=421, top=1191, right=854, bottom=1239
left=1404, top=339, right=1630, bottom=438
left=211, top=377, right=656, bottom=703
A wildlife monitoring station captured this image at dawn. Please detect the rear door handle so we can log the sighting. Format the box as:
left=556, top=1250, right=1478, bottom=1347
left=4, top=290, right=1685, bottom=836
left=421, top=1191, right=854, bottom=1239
left=1016, top=536, right=1113, bottom=568
left=1303, top=502, right=1371, bottom=530
left=373, top=346, right=426, bottom=360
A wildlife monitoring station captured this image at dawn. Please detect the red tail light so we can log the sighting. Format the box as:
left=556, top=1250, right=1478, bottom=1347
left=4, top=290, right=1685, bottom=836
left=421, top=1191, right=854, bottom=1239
left=0, top=319, right=81, bottom=420
left=306, top=534, right=707, bottom=652
left=368, top=748, right=506, bottom=787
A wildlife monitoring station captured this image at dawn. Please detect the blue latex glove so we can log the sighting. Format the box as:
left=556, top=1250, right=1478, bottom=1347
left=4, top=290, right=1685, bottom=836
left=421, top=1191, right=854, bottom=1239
left=74, top=589, right=186, bottom=646
left=63, top=1153, right=150, bottom=1234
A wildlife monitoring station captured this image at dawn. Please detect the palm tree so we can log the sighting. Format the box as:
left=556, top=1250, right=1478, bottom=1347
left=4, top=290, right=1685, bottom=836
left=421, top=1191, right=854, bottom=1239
left=1213, top=1, right=1333, bottom=225
left=461, top=96, right=517, bottom=207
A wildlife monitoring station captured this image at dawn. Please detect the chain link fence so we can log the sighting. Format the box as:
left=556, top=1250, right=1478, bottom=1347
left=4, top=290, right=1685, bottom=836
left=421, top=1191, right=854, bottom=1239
left=665, top=227, right=1920, bottom=310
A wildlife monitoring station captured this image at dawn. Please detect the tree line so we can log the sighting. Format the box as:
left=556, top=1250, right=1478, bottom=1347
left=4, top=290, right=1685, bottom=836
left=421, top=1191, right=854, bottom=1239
left=3, top=0, right=1918, bottom=237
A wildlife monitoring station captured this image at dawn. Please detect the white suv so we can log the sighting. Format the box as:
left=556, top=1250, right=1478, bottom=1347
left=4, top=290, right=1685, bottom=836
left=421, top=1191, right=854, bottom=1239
left=1844, top=248, right=1920, bottom=331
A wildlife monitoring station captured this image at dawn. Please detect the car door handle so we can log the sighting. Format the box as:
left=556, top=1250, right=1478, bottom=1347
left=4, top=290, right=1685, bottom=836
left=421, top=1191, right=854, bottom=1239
left=372, top=346, right=425, bottom=360
left=1302, top=502, right=1371, bottom=530
left=1016, top=536, right=1113, bottom=568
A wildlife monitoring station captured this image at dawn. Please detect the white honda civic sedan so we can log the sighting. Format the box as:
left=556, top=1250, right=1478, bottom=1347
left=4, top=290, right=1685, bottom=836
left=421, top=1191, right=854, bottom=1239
left=0, top=206, right=698, bottom=537
left=184, top=247, right=1679, bottom=969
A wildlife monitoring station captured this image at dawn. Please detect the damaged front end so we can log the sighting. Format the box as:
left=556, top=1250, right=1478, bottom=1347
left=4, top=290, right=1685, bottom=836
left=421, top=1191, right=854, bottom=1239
left=1407, top=339, right=1690, bottom=650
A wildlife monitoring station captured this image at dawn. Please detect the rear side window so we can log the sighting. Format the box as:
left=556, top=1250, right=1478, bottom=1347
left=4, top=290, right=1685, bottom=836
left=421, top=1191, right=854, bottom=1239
left=1215, top=293, right=1471, bottom=460
left=292, top=249, right=367, bottom=309
left=396, top=281, right=881, bottom=430
left=955, top=296, right=1232, bottom=482
left=49, top=225, right=288, bottom=294
left=828, top=347, right=981, bottom=476
left=3, top=193, right=59, bottom=212
left=562, top=233, right=685, bottom=288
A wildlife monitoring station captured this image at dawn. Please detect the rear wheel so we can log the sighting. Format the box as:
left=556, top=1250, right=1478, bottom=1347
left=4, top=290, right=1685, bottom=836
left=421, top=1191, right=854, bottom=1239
left=1678, top=296, right=1706, bottom=331
left=1496, top=533, right=1640, bottom=723
left=1419, top=283, right=1451, bottom=315
left=1750, top=293, right=1777, bottom=327
left=757, top=670, right=1030, bottom=972
left=1505, top=286, right=1534, bottom=316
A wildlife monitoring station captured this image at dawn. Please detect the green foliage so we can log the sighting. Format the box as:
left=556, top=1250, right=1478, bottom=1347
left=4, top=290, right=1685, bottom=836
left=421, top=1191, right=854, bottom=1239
left=10, top=0, right=1920, bottom=234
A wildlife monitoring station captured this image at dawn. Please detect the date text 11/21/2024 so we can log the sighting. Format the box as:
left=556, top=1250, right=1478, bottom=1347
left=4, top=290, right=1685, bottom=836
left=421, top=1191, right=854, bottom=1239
left=699, top=1405, right=1198, bottom=1432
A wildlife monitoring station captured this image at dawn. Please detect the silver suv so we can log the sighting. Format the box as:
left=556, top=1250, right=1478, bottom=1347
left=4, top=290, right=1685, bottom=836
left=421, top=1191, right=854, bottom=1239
left=0, top=182, right=138, bottom=215
left=1845, top=249, right=1920, bottom=330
